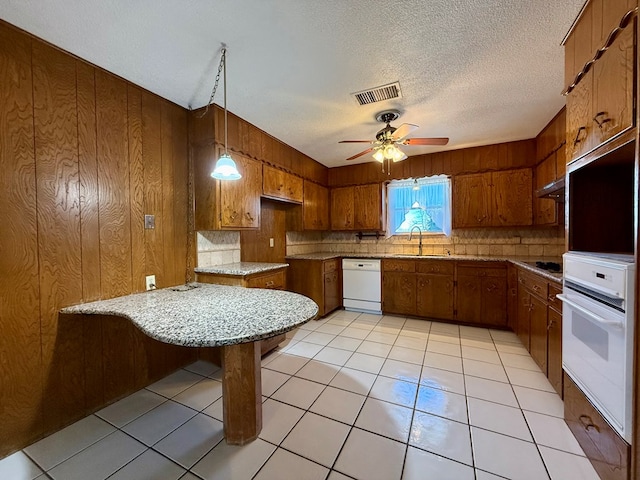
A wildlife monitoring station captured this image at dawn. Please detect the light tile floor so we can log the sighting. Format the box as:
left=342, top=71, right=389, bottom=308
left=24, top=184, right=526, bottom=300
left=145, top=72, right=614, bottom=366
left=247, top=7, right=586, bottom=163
left=1, top=310, right=601, bottom=480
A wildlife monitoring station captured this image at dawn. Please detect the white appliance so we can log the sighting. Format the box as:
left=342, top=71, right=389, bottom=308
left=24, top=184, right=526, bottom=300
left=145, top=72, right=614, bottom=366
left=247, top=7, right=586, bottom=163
left=558, top=252, right=635, bottom=442
left=342, top=259, right=382, bottom=314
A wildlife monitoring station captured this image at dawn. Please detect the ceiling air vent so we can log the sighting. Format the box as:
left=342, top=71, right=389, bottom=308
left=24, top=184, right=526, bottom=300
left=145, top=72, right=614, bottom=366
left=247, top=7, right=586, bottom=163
left=351, top=82, right=402, bottom=106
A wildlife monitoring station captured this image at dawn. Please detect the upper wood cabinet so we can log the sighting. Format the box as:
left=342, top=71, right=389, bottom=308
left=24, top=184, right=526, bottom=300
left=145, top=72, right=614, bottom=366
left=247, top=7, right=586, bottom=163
left=330, top=186, right=354, bottom=230
left=330, top=183, right=383, bottom=231
left=262, top=165, right=303, bottom=204
left=452, top=173, right=491, bottom=228
left=303, top=180, right=329, bottom=230
left=453, top=169, right=532, bottom=228
left=565, top=0, right=636, bottom=163
left=193, top=145, right=262, bottom=230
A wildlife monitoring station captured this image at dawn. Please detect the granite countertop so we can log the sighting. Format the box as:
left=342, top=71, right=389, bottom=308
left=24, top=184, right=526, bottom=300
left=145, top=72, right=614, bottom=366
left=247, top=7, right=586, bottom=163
left=286, top=253, right=563, bottom=283
left=60, top=283, right=318, bottom=347
left=195, top=262, right=289, bottom=276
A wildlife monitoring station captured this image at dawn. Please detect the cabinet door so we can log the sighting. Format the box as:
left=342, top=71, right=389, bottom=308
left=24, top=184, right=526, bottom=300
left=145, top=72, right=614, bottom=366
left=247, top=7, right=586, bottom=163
left=330, top=186, right=354, bottom=230
left=220, top=153, right=261, bottom=228
left=491, top=169, right=532, bottom=226
left=481, top=276, right=508, bottom=327
left=529, top=294, right=548, bottom=374
left=303, top=181, right=329, bottom=230
left=452, top=173, right=491, bottom=228
left=354, top=184, right=381, bottom=231
left=262, top=165, right=303, bottom=203
left=566, top=69, right=594, bottom=162
left=456, top=274, right=482, bottom=324
left=547, top=307, right=563, bottom=396
left=382, top=272, right=416, bottom=315
left=323, top=270, right=341, bottom=314
left=416, top=274, right=454, bottom=320
left=516, top=287, right=531, bottom=350
left=591, top=25, right=634, bottom=148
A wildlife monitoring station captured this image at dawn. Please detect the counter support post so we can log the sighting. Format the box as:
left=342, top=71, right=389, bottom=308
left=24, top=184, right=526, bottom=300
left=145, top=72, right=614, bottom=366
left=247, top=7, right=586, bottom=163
left=221, top=341, right=262, bottom=444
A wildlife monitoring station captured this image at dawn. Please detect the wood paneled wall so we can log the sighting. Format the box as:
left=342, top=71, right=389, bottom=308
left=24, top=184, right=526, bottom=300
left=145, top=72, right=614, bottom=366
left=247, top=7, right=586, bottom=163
left=240, top=200, right=288, bottom=263
left=0, top=21, right=194, bottom=457
left=328, top=139, right=536, bottom=187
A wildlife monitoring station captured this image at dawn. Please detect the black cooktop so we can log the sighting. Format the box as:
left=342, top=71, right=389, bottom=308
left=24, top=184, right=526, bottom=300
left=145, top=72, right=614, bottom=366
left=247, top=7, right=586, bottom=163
left=535, top=261, right=562, bottom=273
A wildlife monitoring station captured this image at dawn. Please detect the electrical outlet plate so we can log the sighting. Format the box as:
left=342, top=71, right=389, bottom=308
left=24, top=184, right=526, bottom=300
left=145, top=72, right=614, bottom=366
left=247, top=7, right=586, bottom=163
left=144, top=214, right=155, bottom=229
left=269, top=238, right=275, bottom=248
left=145, top=275, right=156, bottom=291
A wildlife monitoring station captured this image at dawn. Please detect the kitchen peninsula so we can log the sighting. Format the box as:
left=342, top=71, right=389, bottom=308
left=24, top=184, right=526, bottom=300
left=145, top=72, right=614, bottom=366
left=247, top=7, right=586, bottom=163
left=60, top=283, right=318, bottom=444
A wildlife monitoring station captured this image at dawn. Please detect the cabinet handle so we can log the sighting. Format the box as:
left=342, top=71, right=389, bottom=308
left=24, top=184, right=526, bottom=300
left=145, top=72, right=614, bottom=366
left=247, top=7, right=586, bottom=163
left=278, top=184, right=284, bottom=190
left=573, top=126, right=587, bottom=147
left=579, top=415, right=600, bottom=433
left=547, top=319, right=554, bottom=331
left=548, top=295, right=556, bottom=302
left=593, top=112, right=611, bottom=130
left=265, top=280, right=274, bottom=287
left=533, top=285, right=542, bottom=293
left=230, top=211, right=238, bottom=220
left=246, top=212, right=254, bottom=221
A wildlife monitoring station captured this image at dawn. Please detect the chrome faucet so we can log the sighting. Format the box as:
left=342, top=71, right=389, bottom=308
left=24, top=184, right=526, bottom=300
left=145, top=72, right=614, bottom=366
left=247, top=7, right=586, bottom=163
left=409, top=226, right=423, bottom=256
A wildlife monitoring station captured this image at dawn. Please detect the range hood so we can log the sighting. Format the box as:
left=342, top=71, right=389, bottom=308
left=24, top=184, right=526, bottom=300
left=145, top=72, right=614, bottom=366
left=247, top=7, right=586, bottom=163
left=535, top=177, right=565, bottom=202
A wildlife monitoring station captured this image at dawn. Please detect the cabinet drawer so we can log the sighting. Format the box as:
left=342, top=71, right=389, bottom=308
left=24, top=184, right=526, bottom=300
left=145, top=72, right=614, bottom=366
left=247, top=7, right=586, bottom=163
left=518, top=271, right=548, bottom=299
left=548, top=283, right=562, bottom=311
left=323, top=259, right=341, bottom=274
left=416, top=260, right=454, bottom=275
left=564, top=373, right=629, bottom=480
left=383, top=259, right=415, bottom=272
left=246, top=270, right=286, bottom=289
left=457, top=263, right=507, bottom=277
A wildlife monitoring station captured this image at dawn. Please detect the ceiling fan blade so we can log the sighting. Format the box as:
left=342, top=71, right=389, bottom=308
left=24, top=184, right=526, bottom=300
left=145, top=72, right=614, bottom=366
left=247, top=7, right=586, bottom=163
left=339, top=140, right=373, bottom=143
left=346, top=148, right=374, bottom=161
left=391, top=123, right=419, bottom=141
left=402, top=137, right=449, bottom=146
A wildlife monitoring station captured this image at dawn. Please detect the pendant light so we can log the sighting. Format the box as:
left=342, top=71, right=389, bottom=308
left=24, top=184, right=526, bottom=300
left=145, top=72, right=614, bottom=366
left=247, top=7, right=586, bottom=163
left=208, top=46, right=241, bottom=180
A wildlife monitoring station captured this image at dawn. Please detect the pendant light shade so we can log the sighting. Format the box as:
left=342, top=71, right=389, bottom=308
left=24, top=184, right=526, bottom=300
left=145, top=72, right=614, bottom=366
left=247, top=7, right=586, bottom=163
left=211, top=153, right=241, bottom=180
left=200, top=45, right=241, bottom=180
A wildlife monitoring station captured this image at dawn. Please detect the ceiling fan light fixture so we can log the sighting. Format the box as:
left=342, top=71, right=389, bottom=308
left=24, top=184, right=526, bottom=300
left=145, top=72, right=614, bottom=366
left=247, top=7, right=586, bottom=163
left=372, top=149, right=385, bottom=163
left=391, top=148, right=407, bottom=162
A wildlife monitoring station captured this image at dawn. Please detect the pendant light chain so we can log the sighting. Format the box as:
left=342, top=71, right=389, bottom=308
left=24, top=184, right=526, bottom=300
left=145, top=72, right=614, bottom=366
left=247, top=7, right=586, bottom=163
left=196, top=46, right=226, bottom=119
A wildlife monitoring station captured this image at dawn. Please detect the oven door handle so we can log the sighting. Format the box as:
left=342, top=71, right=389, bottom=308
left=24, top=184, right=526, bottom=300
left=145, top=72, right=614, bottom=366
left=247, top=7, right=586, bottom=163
left=556, top=294, right=624, bottom=329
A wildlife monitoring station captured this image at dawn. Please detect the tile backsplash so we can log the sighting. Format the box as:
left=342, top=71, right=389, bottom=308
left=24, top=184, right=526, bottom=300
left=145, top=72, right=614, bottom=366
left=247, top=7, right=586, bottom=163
left=286, top=228, right=565, bottom=258
left=197, top=231, right=241, bottom=267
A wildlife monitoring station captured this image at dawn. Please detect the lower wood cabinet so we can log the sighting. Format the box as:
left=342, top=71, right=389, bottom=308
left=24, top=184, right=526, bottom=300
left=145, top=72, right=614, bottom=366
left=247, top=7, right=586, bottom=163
left=381, top=259, right=506, bottom=327
left=287, top=258, right=342, bottom=318
left=564, top=373, right=630, bottom=480
left=382, top=270, right=417, bottom=316
left=456, top=263, right=507, bottom=327
left=515, top=267, right=563, bottom=396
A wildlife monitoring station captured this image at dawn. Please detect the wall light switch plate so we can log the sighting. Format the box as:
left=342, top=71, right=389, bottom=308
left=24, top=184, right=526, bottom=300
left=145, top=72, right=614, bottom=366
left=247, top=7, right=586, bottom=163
left=145, top=275, right=156, bottom=291
left=144, top=214, right=155, bottom=229
left=269, top=238, right=274, bottom=248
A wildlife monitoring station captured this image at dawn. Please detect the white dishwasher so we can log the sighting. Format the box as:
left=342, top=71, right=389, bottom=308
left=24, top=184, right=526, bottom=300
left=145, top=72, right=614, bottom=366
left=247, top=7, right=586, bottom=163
left=342, top=259, right=382, bottom=314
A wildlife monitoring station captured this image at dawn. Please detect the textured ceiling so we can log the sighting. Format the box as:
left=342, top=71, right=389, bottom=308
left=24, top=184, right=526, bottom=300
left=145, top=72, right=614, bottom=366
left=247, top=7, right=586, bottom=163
left=0, top=0, right=585, bottom=168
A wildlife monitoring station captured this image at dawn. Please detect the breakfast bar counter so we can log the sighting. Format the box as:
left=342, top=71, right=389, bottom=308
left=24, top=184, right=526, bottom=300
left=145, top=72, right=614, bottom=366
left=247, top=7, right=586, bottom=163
left=61, top=282, right=319, bottom=444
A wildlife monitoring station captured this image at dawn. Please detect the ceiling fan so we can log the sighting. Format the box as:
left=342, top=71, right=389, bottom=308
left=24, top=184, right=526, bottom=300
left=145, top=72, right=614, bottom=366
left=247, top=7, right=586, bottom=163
left=339, top=110, right=449, bottom=163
